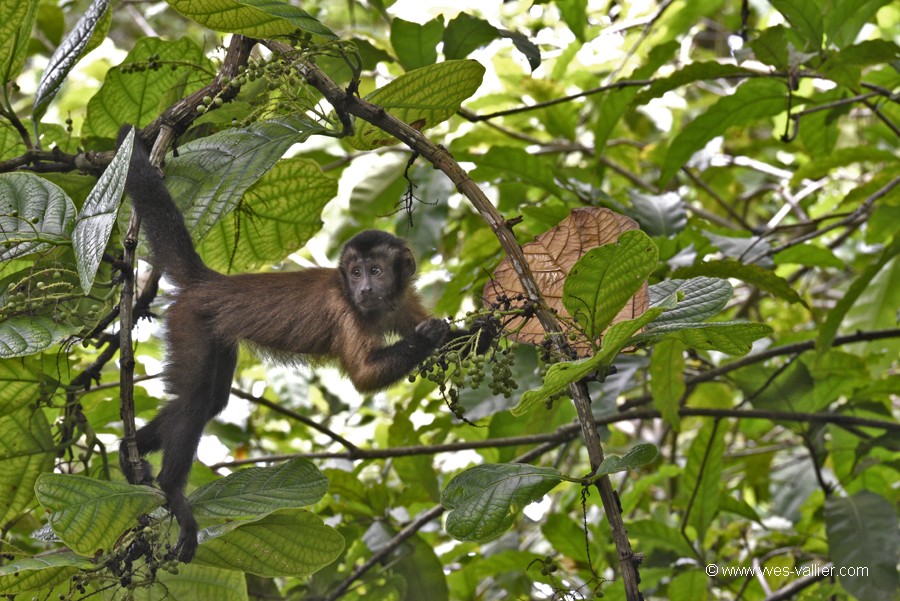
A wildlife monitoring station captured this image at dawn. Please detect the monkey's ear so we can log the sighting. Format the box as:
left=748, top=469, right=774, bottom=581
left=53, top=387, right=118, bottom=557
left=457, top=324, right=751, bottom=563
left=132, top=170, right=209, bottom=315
left=401, top=247, right=417, bottom=279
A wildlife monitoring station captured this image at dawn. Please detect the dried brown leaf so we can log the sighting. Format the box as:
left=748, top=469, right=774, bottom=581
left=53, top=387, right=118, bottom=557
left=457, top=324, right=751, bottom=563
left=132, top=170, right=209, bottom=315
left=483, top=207, right=649, bottom=355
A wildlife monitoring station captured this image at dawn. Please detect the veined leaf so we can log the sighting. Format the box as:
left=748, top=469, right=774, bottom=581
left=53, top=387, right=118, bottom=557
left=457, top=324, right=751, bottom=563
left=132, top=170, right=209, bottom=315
left=0, top=553, right=91, bottom=594
left=648, top=277, right=733, bottom=326
left=660, top=79, right=787, bottom=184
left=167, top=0, right=336, bottom=39
left=33, top=0, right=109, bottom=118
left=0, top=173, right=75, bottom=261
left=193, top=509, right=344, bottom=577
left=349, top=60, right=485, bottom=150
left=0, top=317, right=79, bottom=358
left=672, top=259, right=806, bottom=306
left=596, top=443, right=659, bottom=476
left=650, top=339, right=685, bottom=430
left=825, top=491, right=899, bottom=601
left=562, top=230, right=658, bottom=340
left=164, top=115, right=328, bottom=238
left=0, top=408, right=54, bottom=526
left=0, top=0, right=39, bottom=86
left=442, top=464, right=561, bottom=542
left=189, top=458, right=329, bottom=519
left=638, top=321, right=772, bottom=356
left=34, top=474, right=165, bottom=557
left=72, top=127, right=132, bottom=294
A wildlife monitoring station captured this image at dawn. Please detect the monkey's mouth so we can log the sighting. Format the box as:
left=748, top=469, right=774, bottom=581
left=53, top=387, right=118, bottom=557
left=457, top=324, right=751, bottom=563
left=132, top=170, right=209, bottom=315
left=356, top=295, right=394, bottom=314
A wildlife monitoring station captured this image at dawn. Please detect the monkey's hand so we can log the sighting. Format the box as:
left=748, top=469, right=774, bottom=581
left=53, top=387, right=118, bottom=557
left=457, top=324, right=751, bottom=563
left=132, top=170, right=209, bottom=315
left=470, top=315, right=501, bottom=354
left=416, top=318, right=451, bottom=347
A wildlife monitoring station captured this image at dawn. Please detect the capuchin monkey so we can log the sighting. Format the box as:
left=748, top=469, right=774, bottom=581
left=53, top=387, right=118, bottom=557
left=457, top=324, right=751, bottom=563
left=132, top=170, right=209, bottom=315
left=116, top=126, right=480, bottom=562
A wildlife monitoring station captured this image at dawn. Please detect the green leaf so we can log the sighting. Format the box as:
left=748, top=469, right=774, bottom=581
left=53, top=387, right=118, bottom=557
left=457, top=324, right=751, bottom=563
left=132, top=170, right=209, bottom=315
left=198, top=158, right=336, bottom=272
left=629, top=191, right=687, bottom=236
left=467, top=146, right=560, bottom=194
left=33, top=0, right=109, bottom=118
left=648, top=277, right=733, bottom=327
left=817, top=235, right=900, bottom=356
left=167, top=0, right=337, bottom=39
left=562, top=230, right=658, bottom=339
left=72, top=127, right=131, bottom=294
left=628, top=519, right=696, bottom=557
left=769, top=0, right=823, bottom=49
left=164, top=115, right=328, bottom=238
left=660, top=79, right=787, bottom=184
left=773, top=243, right=844, bottom=268
left=84, top=37, right=214, bottom=140
left=443, top=13, right=499, bottom=59
left=512, top=308, right=664, bottom=416
left=825, top=491, right=900, bottom=601
left=0, top=0, right=39, bottom=86
left=0, top=316, right=79, bottom=358
left=790, top=146, right=898, bottom=185
left=135, top=563, right=249, bottom=601
left=34, top=474, right=165, bottom=557
left=646, top=322, right=772, bottom=356
left=0, top=408, right=54, bottom=525
left=0, top=553, right=92, bottom=595
left=0, top=358, right=44, bottom=416
left=193, top=509, right=344, bottom=577
left=596, top=443, right=659, bottom=476
left=390, top=535, right=449, bottom=601
left=391, top=17, right=443, bottom=71
left=188, top=458, right=329, bottom=519
left=678, top=420, right=725, bottom=536
left=556, top=0, right=588, bottom=41
left=633, top=62, right=755, bottom=105
left=672, top=259, right=806, bottom=306
left=650, top=339, right=685, bottom=430
left=442, top=464, right=561, bottom=542
left=824, top=0, right=894, bottom=49
left=0, top=173, right=75, bottom=261
left=668, top=570, right=707, bottom=601
left=349, top=60, right=485, bottom=150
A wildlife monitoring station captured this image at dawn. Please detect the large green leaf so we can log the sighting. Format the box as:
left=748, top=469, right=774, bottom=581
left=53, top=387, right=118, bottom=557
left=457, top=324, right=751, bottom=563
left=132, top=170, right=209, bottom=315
left=660, top=79, right=787, bottom=184
left=629, top=191, right=687, bottom=236
left=0, top=553, right=92, bottom=595
left=348, top=60, right=485, bottom=150
left=817, top=235, right=900, bottom=356
left=512, top=307, right=664, bottom=416
left=0, top=358, right=44, bottom=416
left=648, top=277, right=733, bottom=327
left=84, top=37, right=213, bottom=140
left=672, top=259, right=805, bottom=306
left=0, top=0, right=39, bottom=86
left=391, top=17, right=443, bottom=71
left=0, top=316, right=79, bottom=358
left=825, top=491, right=899, bottom=601
left=650, top=338, right=685, bottom=430
left=193, top=509, right=344, bottom=577
left=0, top=173, right=75, bottom=261
left=189, top=458, right=329, bottom=519
left=34, top=474, right=165, bottom=557
left=72, top=127, right=131, bottom=294
left=769, top=0, right=823, bottom=49
left=0, top=408, right=54, bottom=525
left=468, top=146, right=560, bottom=195
left=443, top=13, right=499, bottom=59
left=678, top=420, right=725, bottom=536
left=33, top=0, right=109, bottom=118
left=637, top=322, right=772, bottom=356
left=823, top=0, right=894, bottom=49
left=198, top=158, right=335, bottom=272
left=164, top=115, right=328, bottom=238
left=167, top=0, right=336, bottom=39
left=562, top=229, right=658, bottom=340
left=442, top=464, right=561, bottom=542
left=133, top=563, right=249, bottom=601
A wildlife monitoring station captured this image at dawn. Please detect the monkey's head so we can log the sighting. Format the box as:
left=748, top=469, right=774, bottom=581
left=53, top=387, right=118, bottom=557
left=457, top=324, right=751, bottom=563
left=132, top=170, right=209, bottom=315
left=339, top=230, right=417, bottom=315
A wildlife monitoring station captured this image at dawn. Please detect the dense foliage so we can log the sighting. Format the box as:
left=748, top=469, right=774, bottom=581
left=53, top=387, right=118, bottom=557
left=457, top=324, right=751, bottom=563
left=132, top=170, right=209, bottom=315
left=1, top=1, right=898, bottom=600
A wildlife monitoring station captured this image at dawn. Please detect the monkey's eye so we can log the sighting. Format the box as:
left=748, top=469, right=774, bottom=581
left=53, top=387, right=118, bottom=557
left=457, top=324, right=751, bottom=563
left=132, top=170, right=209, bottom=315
left=370, top=266, right=382, bottom=276
left=351, top=267, right=362, bottom=278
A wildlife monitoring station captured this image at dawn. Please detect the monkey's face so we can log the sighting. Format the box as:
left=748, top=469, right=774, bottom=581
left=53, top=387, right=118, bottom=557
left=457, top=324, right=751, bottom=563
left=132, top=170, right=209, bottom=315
left=344, top=255, right=401, bottom=314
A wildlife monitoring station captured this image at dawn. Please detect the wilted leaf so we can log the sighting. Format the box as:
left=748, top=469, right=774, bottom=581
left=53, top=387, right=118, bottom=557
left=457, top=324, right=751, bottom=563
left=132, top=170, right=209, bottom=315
left=483, top=207, right=650, bottom=355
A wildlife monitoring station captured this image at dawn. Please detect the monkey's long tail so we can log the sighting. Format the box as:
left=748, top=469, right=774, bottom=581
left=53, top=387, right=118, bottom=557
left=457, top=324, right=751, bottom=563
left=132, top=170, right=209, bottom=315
left=117, top=126, right=214, bottom=287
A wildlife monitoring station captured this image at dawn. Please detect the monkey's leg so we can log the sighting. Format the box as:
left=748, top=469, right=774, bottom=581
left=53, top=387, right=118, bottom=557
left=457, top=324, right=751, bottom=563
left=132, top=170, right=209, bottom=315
left=119, top=420, right=161, bottom=485
left=156, top=314, right=238, bottom=561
